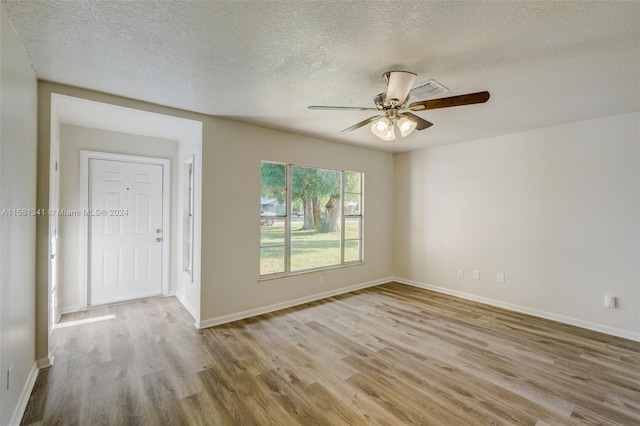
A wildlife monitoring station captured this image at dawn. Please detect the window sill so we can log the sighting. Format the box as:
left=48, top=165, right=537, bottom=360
left=258, top=261, right=364, bottom=282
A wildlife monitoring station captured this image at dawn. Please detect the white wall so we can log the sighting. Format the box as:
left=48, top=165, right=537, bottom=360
left=0, top=7, right=38, bottom=425
left=57, top=124, right=179, bottom=311
left=395, top=112, right=640, bottom=339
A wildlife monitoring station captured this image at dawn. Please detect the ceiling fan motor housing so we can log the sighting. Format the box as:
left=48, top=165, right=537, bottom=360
left=384, top=71, right=417, bottom=107
left=373, top=92, right=386, bottom=109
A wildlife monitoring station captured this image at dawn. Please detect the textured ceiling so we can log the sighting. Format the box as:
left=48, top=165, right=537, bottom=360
left=3, top=1, right=639, bottom=151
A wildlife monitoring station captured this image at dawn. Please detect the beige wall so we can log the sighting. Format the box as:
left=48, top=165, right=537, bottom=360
left=36, top=82, right=395, bottom=358
left=57, top=124, right=179, bottom=311
left=198, top=119, right=394, bottom=321
left=0, top=7, right=38, bottom=425
left=394, top=112, right=640, bottom=339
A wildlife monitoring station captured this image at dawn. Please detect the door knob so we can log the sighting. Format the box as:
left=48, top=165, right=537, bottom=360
left=156, top=229, right=162, bottom=233
left=156, top=238, right=163, bottom=242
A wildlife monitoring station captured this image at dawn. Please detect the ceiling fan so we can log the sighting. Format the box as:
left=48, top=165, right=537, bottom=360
left=308, top=71, right=490, bottom=141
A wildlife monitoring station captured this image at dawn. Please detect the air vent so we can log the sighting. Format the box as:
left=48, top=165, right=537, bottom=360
left=409, top=79, right=449, bottom=100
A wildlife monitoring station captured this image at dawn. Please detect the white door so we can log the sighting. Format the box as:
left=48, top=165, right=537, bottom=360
left=89, top=159, right=164, bottom=305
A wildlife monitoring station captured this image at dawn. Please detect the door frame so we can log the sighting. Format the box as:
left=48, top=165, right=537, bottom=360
left=79, top=150, right=171, bottom=308
left=48, top=137, right=60, bottom=334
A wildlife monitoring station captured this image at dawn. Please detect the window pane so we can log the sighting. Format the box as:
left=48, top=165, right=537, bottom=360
left=345, top=217, right=361, bottom=240
left=260, top=218, right=285, bottom=245
left=291, top=228, right=341, bottom=272
left=261, top=189, right=286, bottom=215
left=290, top=165, right=342, bottom=271
left=260, top=246, right=285, bottom=275
left=344, top=240, right=360, bottom=263
left=344, top=193, right=361, bottom=215
left=291, top=166, right=341, bottom=202
left=261, top=162, right=285, bottom=188
left=344, top=171, right=361, bottom=193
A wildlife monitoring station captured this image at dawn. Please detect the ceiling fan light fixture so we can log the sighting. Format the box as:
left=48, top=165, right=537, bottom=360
left=381, top=125, right=396, bottom=141
left=370, top=118, right=396, bottom=141
left=371, top=116, right=391, bottom=138
left=397, top=116, right=417, bottom=137
left=375, top=117, right=389, bottom=132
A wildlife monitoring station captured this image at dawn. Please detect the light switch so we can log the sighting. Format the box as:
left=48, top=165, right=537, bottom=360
left=497, top=272, right=505, bottom=283
left=473, top=270, right=480, bottom=280
left=457, top=269, right=464, bottom=278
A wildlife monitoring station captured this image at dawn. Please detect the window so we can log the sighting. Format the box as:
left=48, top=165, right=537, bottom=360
left=183, top=160, right=194, bottom=278
left=260, top=162, right=287, bottom=275
left=260, top=162, right=363, bottom=277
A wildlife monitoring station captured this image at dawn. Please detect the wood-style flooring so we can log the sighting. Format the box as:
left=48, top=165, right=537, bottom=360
left=21, top=282, right=640, bottom=425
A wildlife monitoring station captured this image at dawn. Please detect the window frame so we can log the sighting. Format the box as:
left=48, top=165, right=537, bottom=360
left=259, top=162, right=364, bottom=279
left=341, top=171, right=363, bottom=265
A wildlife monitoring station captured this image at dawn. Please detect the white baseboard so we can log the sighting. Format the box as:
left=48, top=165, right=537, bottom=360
left=199, top=277, right=392, bottom=329
left=173, top=291, right=199, bottom=325
left=36, top=357, right=52, bottom=369
left=9, top=361, right=39, bottom=426
left=393, top=277, right=640, bottom=342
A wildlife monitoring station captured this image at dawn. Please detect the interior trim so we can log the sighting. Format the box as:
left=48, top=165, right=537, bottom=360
left=11, top=362, right=39, bottom=426
left=198, top=277, right=392, bottom=329
left=394, top=277, right=640, bottom=342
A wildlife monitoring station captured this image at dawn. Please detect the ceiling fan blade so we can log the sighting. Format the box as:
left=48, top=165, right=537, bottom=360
left=404, top=112, right=433, bottom=131
left=308, top=105, right=379, bottom=111
left=341, top=115, right=380, bottom=132
left=385, top=71, right=416, bottom=104
left=408, top=91, right=490, bottom=111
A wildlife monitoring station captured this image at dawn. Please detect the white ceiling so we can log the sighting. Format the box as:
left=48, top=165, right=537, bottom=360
left=3, top=1, right=639, bottom=151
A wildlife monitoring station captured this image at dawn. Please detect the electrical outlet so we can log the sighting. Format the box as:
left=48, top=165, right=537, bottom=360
left=604, top=295, right=616, bottom=308
left=497, top=272, right=505, bottom=283
left=319, top=275, right=324, bottom=285
left=457, top=269, right=464, bottom=278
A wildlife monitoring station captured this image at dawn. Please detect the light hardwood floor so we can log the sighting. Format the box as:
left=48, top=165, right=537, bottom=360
left=21, top=282, right=640, bottom=425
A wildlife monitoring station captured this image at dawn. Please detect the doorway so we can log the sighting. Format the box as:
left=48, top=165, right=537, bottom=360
left=89, top=158, right=165, bottom=305
left=46, top=93, right=203, bottom=367
left=80, top=151, right=171, bottom=308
